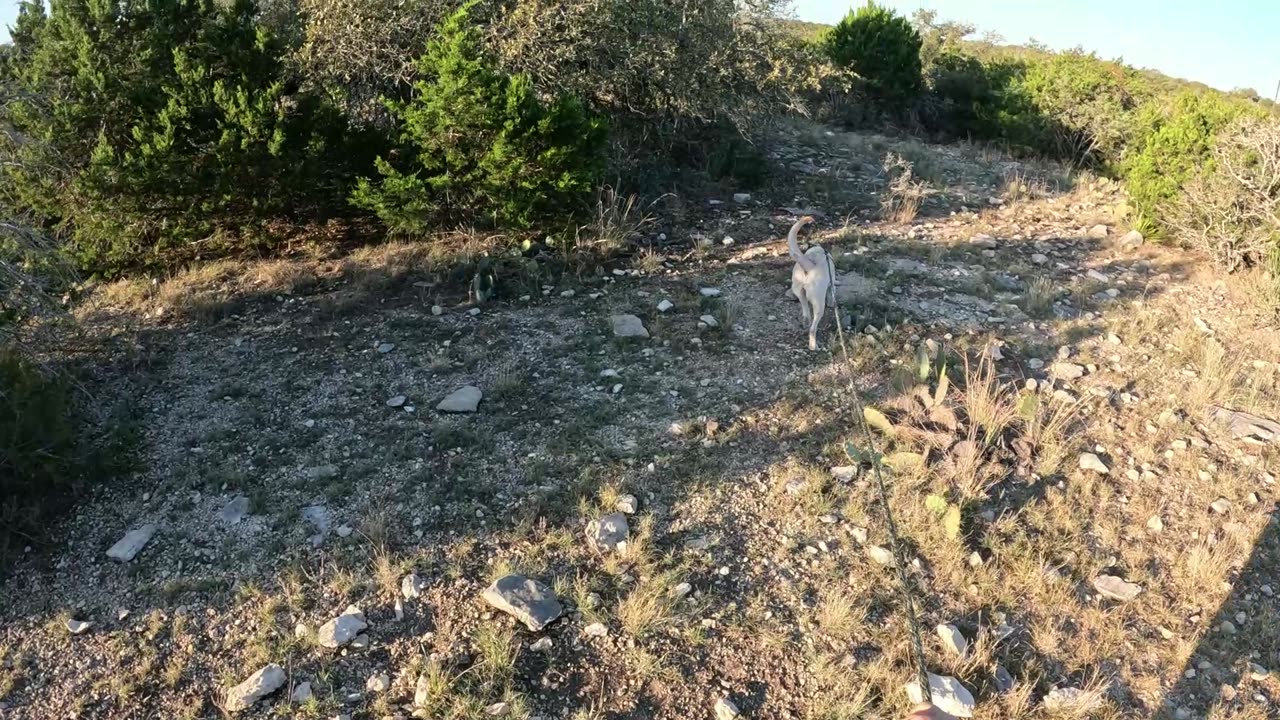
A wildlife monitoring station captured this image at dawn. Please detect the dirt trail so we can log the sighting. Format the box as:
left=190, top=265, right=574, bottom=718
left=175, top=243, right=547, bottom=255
left=2, top=126, right=1278, bottom=720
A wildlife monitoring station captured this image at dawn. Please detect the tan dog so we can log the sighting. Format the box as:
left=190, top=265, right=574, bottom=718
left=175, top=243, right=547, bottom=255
left=787, top=216, right=834, bottom=350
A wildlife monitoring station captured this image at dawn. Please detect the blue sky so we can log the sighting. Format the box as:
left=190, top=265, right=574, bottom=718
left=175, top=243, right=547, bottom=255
left=1, top=0, right=1275, bottom=97
left=790, top=0, right=1278, bottom=97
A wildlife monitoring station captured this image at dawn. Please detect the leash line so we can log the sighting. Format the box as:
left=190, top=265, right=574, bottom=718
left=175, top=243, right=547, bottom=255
left=829, top=281, right=933, bottom=704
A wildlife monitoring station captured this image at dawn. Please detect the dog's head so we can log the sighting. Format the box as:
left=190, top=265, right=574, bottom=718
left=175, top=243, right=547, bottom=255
left=799, top=215, right=815, bottom=226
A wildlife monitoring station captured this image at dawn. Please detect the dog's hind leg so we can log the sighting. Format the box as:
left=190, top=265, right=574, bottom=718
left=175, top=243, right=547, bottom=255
left=808, top=297, right=825, bottom=351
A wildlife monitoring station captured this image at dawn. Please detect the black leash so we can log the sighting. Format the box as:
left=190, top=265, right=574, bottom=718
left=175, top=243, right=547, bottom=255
left=829, top=273, right=932, bottom=704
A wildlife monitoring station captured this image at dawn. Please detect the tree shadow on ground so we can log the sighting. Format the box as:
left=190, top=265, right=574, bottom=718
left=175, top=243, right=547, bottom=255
left=1, top=200, right=1273, bottom=720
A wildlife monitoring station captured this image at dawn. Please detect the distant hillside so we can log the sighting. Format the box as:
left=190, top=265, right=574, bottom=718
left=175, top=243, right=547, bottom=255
left=777, top=18, right=830, bottom=42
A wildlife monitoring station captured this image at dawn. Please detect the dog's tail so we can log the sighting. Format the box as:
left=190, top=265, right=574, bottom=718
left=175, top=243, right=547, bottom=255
left=787, top=216, right=816, bottom=270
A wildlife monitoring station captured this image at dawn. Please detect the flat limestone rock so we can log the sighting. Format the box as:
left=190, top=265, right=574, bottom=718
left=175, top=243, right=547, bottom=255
left=481, top=575, right=562, bottom=632
left=225, top=664, right=286, bottom=713
left=586, top=513, right=630, bottom=553
left=610, top=314, right=649, bottom=338
left=437, top=385, right=482, bottom=413
left=316, top=605, right=367, bottom=648
left=905, top=673, right=975, bottom=718
left=106, top=524, right=157, bottom=562
left=219, top=496, right=250, bottom=525
left=1093, top=574, right=1143, bottom=602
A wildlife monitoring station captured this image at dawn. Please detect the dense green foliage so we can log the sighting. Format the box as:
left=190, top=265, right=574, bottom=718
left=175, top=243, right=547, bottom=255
left=1, top=0, right=356, bottom=272
left=0, top=350, right=73, bottom=545
left=824, top=3, right=923, bottom=106
left=351, top=3, right=606, bottom=232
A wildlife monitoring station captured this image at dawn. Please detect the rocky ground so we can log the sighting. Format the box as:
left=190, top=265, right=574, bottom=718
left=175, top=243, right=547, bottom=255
left=1, top=123, right=1278, bottom=720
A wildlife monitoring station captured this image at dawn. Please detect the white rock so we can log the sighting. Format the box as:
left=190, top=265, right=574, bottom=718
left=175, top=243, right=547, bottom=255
left=616, top=494, right=639, bottom=514
left=219, top=496, right=250, bottom=525
left=1147, top=516, right=1164, bottom=532
left=1043, top=686, right=1102, bottom=713
left=583, top=622, right=608, bottom=637
left=437, top=385, right=482, bottom=413
left=1031, top=253, right=1049, bottom=265
left=1051, top=362, right=1086, bottom=380
left=936, top=623, right=968, bottom=657
left=290, top=681, right=313, bottom=703
left=610, top=314, right=649, bottom=338
left=1120, top=229, right=1144, bottom=250
left=733, top=193, right=752, bottom=204
left=414, top=673, right=432, bottom=707
left=672, top=582, right=693, bottom=598
left=1211, top=498, right=1232, bottom=514
left=377, top=343, right=395, bottom=354
left=904, top=673, right=975, bottom=718
left=316, top=605, right=368, bottom=648
left=530, top=637, right=553, bottom=652
left=657, top=300, right=674, bottom=312
left=586, top=513, right=630, bottom=553
left=867, top=546, right=895, bottom=566
left=699, top=314, right=719, bottom=328
left=714, top=697, right=741, bottom=720
left=365, top=673, right=390, bottom=693
left=1078, top=453, right=1110, bottom=474
left=699, top=287, right=722, bottom=297
left=1092, top=574, right=1143, bottom=602
left=66, top=619, right=93, bottom=635
left=486, top=701, right=511, bottom=716
left=970, top=234, right=997, bottom=249
left=402, top=573, right=425, bottom=599
left=431, top=304, right=443, bottom=316
left=106, top=525, right=157, bottom=562
left=387, top=395, right=407, bottom=408
left=1086, top=224, right=1109, bottom=240
left=225, top=664, right=287, bottom=713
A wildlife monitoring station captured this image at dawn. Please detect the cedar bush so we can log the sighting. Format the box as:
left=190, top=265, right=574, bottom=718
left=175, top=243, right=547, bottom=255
left=1, top=0, right=358, bottom=273
left=350, top=2, right=606, bottom=232
left=823, top=3, right=923, bottom=106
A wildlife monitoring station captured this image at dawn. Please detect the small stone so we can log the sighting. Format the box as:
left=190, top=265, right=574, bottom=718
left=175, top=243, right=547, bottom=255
left=365, top=673, right=390, bottom=693
left=867, top=546, right=895, bottom=566
left=336, top=524, right=353, bottom=538
left=394, top=598, right=404, bottom=621
left=1211, top=498, right=1232, bottom=514
left=657, top=300, right=674, bottom=312
left=437, top=385, right=482, bottom=413
left=1147, top=516, right=1164, bottom=532
left=1043, top=687, right=1100, bottom=713
left=531, top=637, right=553, bottom=652
left=1051, top=362, right=1086, bottom=380
left=66, top=619, right=93, bottom=635
left=219, top=496, right=251, bottom=525
left=1086, top=268, right=1109, bottom=283
left=559, top=289, right=575, bottom=298
left=431, top=304, right=443, bottom=316
left=616, top=494, right=639, bottom=514
left=387, top=395, right=407, bottom=408
left=377, top=343, right=395, bottom=354
left=1249, top=663, right=1270, bottom=681
left=993, top=665, right=1015, bottom=693
left=583, top=622, right=608, bottom=638
left=672, top=582, right=693, bottom=598
left=699, top=314, right=719, bottom=328
left=106, top=524, right=157, bottom=562
left=1120, top=229, right=1144, bottom=250
left=316, top=605, right=368, bottom=648
left=486, top=701, right=511, bottom=716
left=1220, top=620, right=1237, bottom=635
left=713, top=697, right=741, bottom=720
left=1086, top=224, right=1109, bottom=240
left=225, top=664, right=287, bottom=713
left=414, top=673, right=432, bottom=708
left=1031, top=253, right=1049, bottom=265
left=586, top=513, right=630, bottom=553
left=699, top=287, right=722, bottom=297
left=968, top=552, right=983, bottom=567
left=971, top=234, right=997, bottom=249
left=1093, top=574, right=1143, bottom=602
left=904, top=673, right=975, bottom=718
left=1078, top=453, right=1110, bottom=474
left=610, top=314, right=649, bottom=338
left=290, top=681, right=313, bottom=703
left=402, top=573, right=425, bottom=599
left=937, top=623, right=968, bottom=657
left=1027, top=358, right=1044, bottom=370
left=733, top=193, right=752, bottom=204
left=481, top=575, right=563, bottom=632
